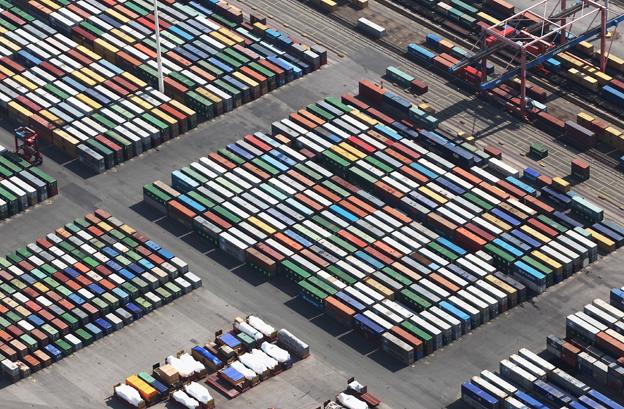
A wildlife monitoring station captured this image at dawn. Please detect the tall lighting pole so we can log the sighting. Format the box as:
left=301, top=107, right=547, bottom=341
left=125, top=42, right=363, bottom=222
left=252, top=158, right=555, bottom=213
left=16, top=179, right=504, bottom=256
left=153, top=0, right=164, bottom=93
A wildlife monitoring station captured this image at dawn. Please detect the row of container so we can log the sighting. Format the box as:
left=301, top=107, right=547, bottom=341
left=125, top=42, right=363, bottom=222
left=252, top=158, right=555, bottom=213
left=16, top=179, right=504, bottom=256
left=0, top=0, right=326, bottom=172
left=40, top=0, right=327, bottom=101
left=461, top=346, right=624, bottom=409
left=462, top=288, right=624, bottom=409
left=546, top=288, right=624, bottom=394
left=0, top=145, right=57, bottom=219
left=0, top=1, right=195, bottom=172
left=114, top=315, right=308, bottom=408
left=0, top=209, right=201, bottom=382
left=140, top=82, right=619, bottom=364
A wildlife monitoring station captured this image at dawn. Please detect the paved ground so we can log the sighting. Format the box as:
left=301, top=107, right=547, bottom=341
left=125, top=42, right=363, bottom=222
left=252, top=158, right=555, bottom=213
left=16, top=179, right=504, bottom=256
left=0, top=2, right=623, bottom=408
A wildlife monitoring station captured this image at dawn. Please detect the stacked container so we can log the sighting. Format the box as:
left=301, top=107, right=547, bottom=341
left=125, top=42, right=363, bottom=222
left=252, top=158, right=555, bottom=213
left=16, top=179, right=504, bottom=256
left=0, top=0, right=326, bottom=173
left=459, top=288, right=624, bottom=408
left=0, top=209, right=200, bottom=383
left=0, top=145, right=58, bottom=219
left=141, top=80, right=619, bottom=365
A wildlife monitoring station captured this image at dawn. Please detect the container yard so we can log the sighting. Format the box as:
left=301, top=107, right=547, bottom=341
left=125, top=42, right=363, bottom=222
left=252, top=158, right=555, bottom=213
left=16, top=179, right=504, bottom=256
left=0, top=0, right=622, bottom=408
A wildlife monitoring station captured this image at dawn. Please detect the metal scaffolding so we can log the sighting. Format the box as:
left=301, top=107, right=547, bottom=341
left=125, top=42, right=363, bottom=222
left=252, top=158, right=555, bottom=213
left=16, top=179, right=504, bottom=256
left=449, top=0, right=624, bottom=117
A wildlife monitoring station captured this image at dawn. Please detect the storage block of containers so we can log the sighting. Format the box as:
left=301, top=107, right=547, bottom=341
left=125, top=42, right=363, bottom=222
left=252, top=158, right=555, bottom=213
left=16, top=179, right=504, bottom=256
left=0, top=0, right=326, bottom=173
left=0, top=144, right=57, bottom=220
left=142, top=78, right=621, bottom=366
left=460, top=288, right=624, bottom=409
left=0, top=209, right=201, bottom=383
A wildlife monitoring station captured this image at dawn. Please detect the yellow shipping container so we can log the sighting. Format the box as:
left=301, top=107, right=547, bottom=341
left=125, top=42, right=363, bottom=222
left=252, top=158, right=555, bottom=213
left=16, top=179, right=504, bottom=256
left=350, top=109, right=378, bottom=126
left=209, top=31, right=235, bottom=47
left=607, top=54, right=624, bottom=72
left=482, top=213, right=511, bottom=231
left=418, top=186, right=447, bottom=205
left=151, top=108, right=176, bottom=127
left=15, top=306, right=30, bottom=318
left=196, top=87, right=222, bottom=104
left=12, top=74, right=38, bottom=91
left=418, top=103, right=436, bottom=114
left=80, top=67, right=106, bottom=84
left=38, top=110, right=63, bottom=126
left=121, top=72, right=147, bottom=88
left=97, top=221, right=113, bottom=232
left=8, top=101, right=32, bottom=123
left=585, top=228, right=616, bottom=252
left=33, top=282, right=49, bottom=294
left=232, top=71, right=258, bottom=91
left=0, top=62, right=13, bottom=77
left=76, top=93, right=102, bottom=110
left=126, top=375, right=157, bottom=401
left=77, top=45, right=101, bottom=61
left=252, top=22, right=269, bottom=35
left=364, top=277, right=394, bottom=299
left=168, top=99, right=196, bottom=118
left=55, top=130, right=80, bottom=157
left=119, top=224, right=136, bottom=236
left=71, top=70, right=97, bottom=87
left=594, top=71, right=612, bottom=85
left=581, top=75, right=599, bottom=92
left=576, top=41, right=594, bottom=56
left=218, top=27, right=244, bottom=45
left=476, top=11, right=500, bottom=25
left=330, top=145, right=358, bottom=162
left=130, top=95, right=153, bottom=111
left=93, top=38, right=119, bottom=61
left=249, top=216, right=276, bottom=235
left=485, top=274, right=517, bottom=298
left=106, top=9, right=130, bottom=24
left=521, top=225, right=551, bottom=244
left=552, top=177, right=570, bottom=193
left=111, top=28, right=134, bottom=45
left=577, top=111, right=594, bottom=125
left=604, top=127, right=622, bottom=148
left=0, top=37, right=20, bottom=53
left=320, top=0, right=338, bottom=11
left=339, top=142, right=366, bottom=159
left=531, top=250, right=563, bottom=277
left=40, top=0, right=61, bottom=10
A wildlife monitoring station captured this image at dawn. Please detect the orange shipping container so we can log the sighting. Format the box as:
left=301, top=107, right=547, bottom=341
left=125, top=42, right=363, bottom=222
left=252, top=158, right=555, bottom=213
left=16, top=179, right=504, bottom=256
left=126, top=375, right=158, bottom=401
left=324, top=296, right=356, bottom=326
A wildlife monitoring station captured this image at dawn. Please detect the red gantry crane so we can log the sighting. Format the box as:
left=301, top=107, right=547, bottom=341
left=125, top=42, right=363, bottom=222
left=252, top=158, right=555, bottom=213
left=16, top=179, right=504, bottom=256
left=14, top=126, right=42, bottom=166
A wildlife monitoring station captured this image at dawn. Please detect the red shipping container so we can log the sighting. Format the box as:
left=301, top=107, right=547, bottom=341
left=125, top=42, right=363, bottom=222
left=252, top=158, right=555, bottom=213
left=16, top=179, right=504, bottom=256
left=358, top=79, right=385, bottom=104
left=365, top=107, right=394, bottom=125
left=456, top=227, right=487, bottom=251
left=341, top=94, right=369, bottom=111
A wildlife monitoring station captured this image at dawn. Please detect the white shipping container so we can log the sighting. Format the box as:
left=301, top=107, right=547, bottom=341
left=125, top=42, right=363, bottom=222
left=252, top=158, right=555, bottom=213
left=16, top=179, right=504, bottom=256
left=357, top=17, right=386, bottom=38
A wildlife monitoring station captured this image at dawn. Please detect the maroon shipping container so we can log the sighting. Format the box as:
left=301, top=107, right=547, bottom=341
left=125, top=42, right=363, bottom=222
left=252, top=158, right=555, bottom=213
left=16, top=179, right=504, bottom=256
left=246, top=247, right=278, bottom=275
left=535, top=112, right=565, bottom=136
left=563, top=121, right=595, bottom=150
left=433, top=56, right=453, bottom=71
left=411, top=79, right=428, bottom=95
left=571, top=158, right=590, bottom=180
left=484, top=145, right=502, bottom=159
